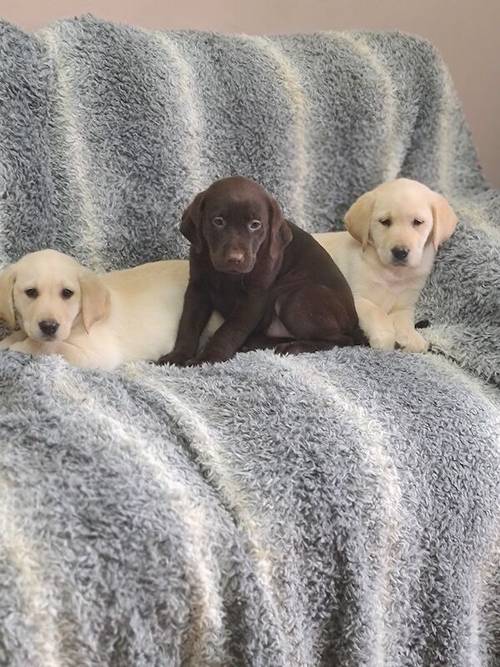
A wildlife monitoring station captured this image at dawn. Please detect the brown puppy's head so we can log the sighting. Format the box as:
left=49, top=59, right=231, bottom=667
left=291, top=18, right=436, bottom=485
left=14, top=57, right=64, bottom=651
left=180, top=176, right=292, bottom=275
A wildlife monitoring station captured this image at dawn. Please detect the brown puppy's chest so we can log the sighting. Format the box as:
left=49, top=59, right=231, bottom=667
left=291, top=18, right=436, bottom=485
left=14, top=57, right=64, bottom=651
left=206, top=267, right=306, bottom=336
left=207, top=274, right=274, bottom=325
left=208, top=281, right=242, bottom=318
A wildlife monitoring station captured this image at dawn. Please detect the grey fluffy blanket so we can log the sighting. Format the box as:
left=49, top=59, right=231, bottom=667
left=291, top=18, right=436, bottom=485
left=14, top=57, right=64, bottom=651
left=0, top=16, right=498, bottom=666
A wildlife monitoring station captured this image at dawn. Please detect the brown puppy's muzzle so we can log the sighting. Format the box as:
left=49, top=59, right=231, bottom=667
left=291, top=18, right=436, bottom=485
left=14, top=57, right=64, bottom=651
left=211, top=248, right=256, bottom=274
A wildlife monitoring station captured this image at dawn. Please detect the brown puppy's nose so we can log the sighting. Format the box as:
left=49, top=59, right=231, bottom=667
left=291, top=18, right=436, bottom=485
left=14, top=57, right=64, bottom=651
left=39, top=320, right=59, bottom=337
left=226, top=250, right=245, bottom=264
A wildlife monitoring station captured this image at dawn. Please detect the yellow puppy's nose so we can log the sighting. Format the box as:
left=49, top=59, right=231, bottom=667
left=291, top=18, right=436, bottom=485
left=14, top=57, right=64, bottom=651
left=38, top=319, right=59, bottom=337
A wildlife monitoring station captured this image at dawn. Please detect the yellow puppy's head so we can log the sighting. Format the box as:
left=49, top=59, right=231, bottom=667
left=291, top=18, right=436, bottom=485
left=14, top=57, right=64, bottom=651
left=0, top=249, right=110, bottom=342
left=345, top=178, right=457, bottom=268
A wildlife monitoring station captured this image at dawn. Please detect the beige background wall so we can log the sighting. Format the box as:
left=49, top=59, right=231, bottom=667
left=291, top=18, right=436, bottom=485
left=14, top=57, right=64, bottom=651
left=2, top=0, right=499, bottom=186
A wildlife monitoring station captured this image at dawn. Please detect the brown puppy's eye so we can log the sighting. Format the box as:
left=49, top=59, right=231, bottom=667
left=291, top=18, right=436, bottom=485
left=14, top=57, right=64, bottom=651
left=379, top=219, right=391, bottom=227
left=61, top=288, right=74, bottom=300
left=25, top=288, right=38, bottom=299
left=413, top=219, right=424, bottom=226
left=248, top=220, right=262, bottom=231
left=212, top=217, right=225, bottom=228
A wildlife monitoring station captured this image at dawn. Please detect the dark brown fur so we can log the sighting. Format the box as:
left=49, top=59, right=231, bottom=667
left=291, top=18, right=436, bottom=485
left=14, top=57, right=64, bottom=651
left=158, top=176, right=364, bottom=366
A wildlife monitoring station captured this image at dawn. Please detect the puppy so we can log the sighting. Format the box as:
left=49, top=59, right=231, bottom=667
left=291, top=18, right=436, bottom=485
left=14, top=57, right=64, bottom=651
left=316, top=178, right=457, bottom=352
left=158, top=176, right=364, bottom=367
left=0, top=249, right=221, bottom=370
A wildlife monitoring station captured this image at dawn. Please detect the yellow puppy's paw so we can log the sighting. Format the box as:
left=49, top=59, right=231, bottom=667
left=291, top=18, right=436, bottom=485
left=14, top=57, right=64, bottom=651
left=397, top=329, right=429, bottom=353
left=9, top=341, right=35, bottom=355
left=369, top=331, right=397, bottom=351
left=0, top=332, right=27, bottom=350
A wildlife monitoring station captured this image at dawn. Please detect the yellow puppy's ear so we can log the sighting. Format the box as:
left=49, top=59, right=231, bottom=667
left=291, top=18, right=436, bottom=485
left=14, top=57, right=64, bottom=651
left=79, top=271, right=111, bottom=333
left=0, top=265, right=16, bottom=329
left=344, top=190, right=375, bottom=249
left=431, top=193, right=458, bottom=251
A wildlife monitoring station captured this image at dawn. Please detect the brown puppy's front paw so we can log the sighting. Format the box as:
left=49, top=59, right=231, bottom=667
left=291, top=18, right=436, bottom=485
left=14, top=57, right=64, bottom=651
left=185, top=351, right=230, bottom=366
left=156, top=351, right=190, bottom=367
left=274, top=341, right=306, bottom=356
left=184, top=356, right=205, bottom=367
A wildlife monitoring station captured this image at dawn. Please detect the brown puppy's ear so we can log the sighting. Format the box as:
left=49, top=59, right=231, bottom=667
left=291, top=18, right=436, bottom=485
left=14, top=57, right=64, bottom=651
left=431, top=193, right=458, bottom=251
left=0, top=264, right=17, bottom=329
left=268, top=195, right=293, bottom=260
left=180, top=191, right=206, bottom=253
left=344, top=190, right=376, bottom=250
left=79, top=271, right=111, bottom=333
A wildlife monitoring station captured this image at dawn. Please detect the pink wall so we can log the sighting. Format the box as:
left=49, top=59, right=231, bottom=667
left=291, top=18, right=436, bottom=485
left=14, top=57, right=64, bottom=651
left=2, top=0, right=499, bottom=186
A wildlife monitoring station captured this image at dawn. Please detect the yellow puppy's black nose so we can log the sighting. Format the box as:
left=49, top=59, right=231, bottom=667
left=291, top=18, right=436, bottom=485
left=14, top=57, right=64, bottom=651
left=39, top=320, right=59, bottom=337
left=391, top=246, right=409, bottom=261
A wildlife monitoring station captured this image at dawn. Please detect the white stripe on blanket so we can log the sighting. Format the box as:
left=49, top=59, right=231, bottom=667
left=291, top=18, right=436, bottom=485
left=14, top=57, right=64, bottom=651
left=248, top=36, right=310, bottom=226
left=124, top=364, right=301, bottom=665
left=38, top=28, right=105, bottom=271
left=51, top=364, right=226, bottom=663
left=339, top=32, right=404, bottom=184
left=153, top=32, right=208, bottom=197
left=0, top=472, right=63, bottom=667
left=268, top=352, right=403, bottom=667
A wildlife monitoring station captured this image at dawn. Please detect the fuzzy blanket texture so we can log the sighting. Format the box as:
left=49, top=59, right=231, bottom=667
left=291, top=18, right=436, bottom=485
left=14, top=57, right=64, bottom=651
left=0, top=16, right=499, bottom=667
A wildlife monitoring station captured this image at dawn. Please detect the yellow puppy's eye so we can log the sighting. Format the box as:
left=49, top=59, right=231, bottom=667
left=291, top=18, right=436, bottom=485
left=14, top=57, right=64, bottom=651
left=61, top=288, right=74, bottom=300
left=25, top=288, right=38, bottom=299
left=379, top=219, right=391, bottom=227
left=413, top=219, right=424, bottom=226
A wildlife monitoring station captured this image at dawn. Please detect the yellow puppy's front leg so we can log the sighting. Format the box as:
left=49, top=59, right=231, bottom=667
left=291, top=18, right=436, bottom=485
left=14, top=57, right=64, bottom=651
left=53, top=342, right=92, bottom=368
left=0, top=330, right=27, bottom=350
left=391, top=308, right=429, bottom=353
left=8, top=339, right=91, bottom=366
left=8, top=338, right=43, bottom=357
left=355, top=297, right=396, bottom=351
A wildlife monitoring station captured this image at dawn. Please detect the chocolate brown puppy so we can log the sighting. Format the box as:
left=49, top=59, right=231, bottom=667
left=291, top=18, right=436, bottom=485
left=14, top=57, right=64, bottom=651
left=158, top=176, right=364, bottom=366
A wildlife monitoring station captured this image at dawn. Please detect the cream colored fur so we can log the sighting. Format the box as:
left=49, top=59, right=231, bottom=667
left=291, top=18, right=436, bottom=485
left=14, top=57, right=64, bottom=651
left=316, top=178, right=457, bottom=352
left=0, top=249, right=221, bottom=370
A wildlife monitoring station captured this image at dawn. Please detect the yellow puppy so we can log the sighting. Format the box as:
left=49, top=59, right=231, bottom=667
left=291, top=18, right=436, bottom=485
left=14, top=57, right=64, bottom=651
left=316, top=178, right=457, bottom=352
left=0, top=249, right=220, bottom=370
